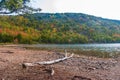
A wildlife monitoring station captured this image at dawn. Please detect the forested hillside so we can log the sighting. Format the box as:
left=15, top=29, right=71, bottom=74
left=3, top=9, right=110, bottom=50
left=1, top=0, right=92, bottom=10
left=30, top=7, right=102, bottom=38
left=0, top=13, right=120, bottom=44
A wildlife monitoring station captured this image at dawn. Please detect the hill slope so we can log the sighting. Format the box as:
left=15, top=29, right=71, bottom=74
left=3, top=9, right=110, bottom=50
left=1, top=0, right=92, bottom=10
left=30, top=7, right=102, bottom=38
left=27, top=13, right=120, bottom=43
left=1, top=13, right=120, bottom=43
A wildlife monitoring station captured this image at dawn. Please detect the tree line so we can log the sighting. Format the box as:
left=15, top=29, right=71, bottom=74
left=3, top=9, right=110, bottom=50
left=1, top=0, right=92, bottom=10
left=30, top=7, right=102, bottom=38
left=0, top=13, right=120, bottom=44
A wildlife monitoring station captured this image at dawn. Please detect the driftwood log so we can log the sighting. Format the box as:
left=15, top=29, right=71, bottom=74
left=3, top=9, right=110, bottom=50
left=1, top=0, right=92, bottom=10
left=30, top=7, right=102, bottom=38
left=22, top=50, right=74, bottom=67
left=22, top=50, right=74, bottom=76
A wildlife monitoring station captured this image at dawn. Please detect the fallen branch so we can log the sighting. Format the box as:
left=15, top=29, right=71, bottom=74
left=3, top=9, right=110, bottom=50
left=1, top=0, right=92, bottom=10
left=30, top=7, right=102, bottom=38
left=35, top=53, right=74, bottom=65
left=44, top=67, right=55, bottom=76
left=22, top=50, right=74, bottom=67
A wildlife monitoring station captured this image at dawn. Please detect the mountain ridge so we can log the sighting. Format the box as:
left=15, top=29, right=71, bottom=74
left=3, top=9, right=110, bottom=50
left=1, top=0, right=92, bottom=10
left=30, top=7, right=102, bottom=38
left=0, top=13, right=120, bottom=43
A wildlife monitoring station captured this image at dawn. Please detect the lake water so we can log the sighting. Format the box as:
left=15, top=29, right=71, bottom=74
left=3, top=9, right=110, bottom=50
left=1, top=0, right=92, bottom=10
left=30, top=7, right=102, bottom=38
left=24, top=43, right=120, bottom=58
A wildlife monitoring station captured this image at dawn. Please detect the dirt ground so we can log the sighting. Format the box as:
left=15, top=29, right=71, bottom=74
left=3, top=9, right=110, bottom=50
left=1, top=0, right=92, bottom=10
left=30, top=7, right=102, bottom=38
left=0, top=45, right=120, bottom=80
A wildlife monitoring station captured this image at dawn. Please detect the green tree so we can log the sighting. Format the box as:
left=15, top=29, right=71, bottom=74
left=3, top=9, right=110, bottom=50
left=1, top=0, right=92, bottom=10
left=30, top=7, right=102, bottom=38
left=15, top=33, right=22, bottom=43
left=0, top=0, right=41, bottom=14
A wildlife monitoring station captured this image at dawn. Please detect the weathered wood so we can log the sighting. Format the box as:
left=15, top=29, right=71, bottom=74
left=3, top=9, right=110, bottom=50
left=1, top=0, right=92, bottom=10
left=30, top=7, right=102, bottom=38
left=22, top=50, right=74, bottom=76
left=51, top=68, right=55, bottom=76
left=22, top=50, right=74, bottom=67
left=44, top=67, right=55, bottom=76
left=35, top=53, right=74, bottom=65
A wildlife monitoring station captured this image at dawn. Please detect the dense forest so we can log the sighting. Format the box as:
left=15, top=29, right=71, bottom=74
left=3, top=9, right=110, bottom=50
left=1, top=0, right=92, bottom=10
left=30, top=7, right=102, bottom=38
left=0, top=13, right=120, bottom=44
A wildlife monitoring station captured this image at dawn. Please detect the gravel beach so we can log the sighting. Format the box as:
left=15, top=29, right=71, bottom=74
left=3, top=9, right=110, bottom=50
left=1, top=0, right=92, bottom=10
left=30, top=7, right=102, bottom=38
left=0, top=45, right=119, bottom=80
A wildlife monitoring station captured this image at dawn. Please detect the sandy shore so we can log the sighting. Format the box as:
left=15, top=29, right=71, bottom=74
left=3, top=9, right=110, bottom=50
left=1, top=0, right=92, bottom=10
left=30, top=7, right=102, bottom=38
left=0, top=45, right=120, bottom=80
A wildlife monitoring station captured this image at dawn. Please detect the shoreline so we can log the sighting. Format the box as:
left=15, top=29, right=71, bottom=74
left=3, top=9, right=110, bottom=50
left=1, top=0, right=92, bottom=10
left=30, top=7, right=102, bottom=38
left=2, top=44, right=119, bottom=58
left=0, top=45, right=119, bottom=80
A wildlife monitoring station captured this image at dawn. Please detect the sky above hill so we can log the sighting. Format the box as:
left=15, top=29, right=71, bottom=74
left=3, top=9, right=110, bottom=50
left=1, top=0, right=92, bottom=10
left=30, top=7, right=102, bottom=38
left=31, top=0, right=120, bottom=20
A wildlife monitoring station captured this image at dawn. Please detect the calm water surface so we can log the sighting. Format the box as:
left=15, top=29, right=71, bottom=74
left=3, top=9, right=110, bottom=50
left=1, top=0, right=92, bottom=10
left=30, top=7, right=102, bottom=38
left=25, top=43, right=120, bottom=58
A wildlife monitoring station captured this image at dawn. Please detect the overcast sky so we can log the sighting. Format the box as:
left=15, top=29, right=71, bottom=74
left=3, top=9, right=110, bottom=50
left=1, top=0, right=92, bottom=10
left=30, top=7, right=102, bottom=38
left=31, top=0, right=120, bottom=20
